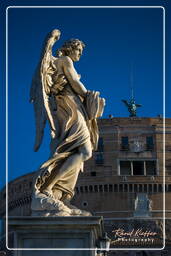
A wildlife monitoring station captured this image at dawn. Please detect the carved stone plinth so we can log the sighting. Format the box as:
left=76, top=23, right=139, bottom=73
left=8, top=216, right=104, bottom=256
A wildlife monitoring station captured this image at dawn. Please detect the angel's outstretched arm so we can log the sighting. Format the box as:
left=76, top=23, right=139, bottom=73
left=62, top=56, right=87, bottom=97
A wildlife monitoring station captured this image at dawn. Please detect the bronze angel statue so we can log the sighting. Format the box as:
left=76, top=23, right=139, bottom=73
left=30, top=29, right=105, bottom=216
left=122, top=98, right=142, bottom=117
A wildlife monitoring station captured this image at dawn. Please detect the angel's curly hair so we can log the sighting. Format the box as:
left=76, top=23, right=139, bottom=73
left=57, top=39, right=85, bottom=57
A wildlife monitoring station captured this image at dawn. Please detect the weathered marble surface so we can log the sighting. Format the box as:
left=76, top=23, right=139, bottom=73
left=8, top=216, right=103, bottom=256
left=30, top=29, right=105, bottom=216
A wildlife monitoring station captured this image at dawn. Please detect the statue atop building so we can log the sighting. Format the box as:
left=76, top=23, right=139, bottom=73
left=122, top=98, right=142, bottom=117
left=134, top=193, right=152, bottom=217
left=30, top=29, right=105, bottom=216
left=122, top=66, right=142, bottom=117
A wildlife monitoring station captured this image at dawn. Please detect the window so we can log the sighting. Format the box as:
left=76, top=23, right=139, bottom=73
left=91, top=171, right=96, bottom=176
left=165, top=159, right=171, bottom=170
left=104, top=184, right=108, bottom=192
left=149, top=184, right=153, bottom=192
left=158, top=184, right=163, bottom=192
left=121, top=136, right=129, bottom=150
left=153, top=184, right=157, bottom=192
left=89, top=185, right=93, bottom=192
left=124, top=184, right=128, bottom=192
left=94, top=185, right=98, bottom=192
left=144, top=184, right=147, bottom=192
left=146, top=136, right=154, bottom=151
left=82, top=201, right=88, bottom=207
left=119, top=160, right=157, bottom=176
left=95, top=153, right=104, bottom=165
left=114, top=184, right=118, bottom=192
left=146, top=161, right=157, bottom=175
left=134, top=184, right=138, bottom=192
left=139, top=184, right=143, bottom=192
left=133, top=161, right=144, bottom=175
left=119, top=184, right=123, bottom=192
left=129, top=184, right=133, bottom=192
left=109, top=184, right=113, bottom=192
left=120, top=161, right=131, bottom=175
left=96, top=137, right=104, bottom=152
left=99, top=185, right=103, bottom=192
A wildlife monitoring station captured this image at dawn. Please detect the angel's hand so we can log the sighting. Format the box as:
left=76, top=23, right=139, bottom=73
left=51, top=29, right=61, bottom=40
left=77, top=74, right=81, bottom=80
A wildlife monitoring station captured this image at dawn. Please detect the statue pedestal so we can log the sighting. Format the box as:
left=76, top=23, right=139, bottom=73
left=8, top=216, right=103, bottom=256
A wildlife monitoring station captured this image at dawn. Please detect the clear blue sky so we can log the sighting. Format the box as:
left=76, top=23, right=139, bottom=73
left=0, top=0, right=171, bottom=188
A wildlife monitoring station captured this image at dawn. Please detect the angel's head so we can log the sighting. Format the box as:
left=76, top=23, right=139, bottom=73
left=57, top=39, right=85, bottom=62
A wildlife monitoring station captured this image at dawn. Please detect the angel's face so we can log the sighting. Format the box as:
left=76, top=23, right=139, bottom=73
left=69, top=45, right=83, bottom=62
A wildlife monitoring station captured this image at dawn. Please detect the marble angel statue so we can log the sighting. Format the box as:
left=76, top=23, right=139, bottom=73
left=30, top=29, right=105, bottom=216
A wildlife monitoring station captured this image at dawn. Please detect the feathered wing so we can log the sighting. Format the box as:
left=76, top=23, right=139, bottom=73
left=30, top=65, right=47, bottom=152
left=136, top=104, right=142, bottom=108
left=122, top=99, right=129, bottom=107
left=30, top=29, right=61, bottom=152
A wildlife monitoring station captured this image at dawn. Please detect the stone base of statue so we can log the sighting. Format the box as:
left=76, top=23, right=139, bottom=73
left=8, top=216, right=103, bottom=256
left=133, top=210, right=152, bottom=218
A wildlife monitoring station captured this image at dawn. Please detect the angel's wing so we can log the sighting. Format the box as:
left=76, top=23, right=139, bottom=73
left=40, top=30, right=61, bottom=96
left=30, top=29, right=61, bottom=152
left=30, top=65, right=47, bottom=152
left=136, top=104, right=142, bottom=108
left=122, top=99, right=129, bottom=107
